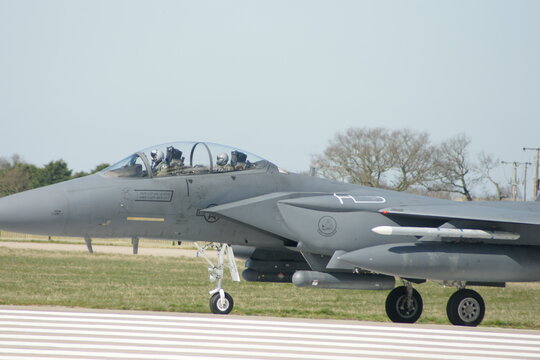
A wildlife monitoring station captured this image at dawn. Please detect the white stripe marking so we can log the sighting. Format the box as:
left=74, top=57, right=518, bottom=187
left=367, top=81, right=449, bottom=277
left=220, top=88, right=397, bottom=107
left=2, top=315, right=539, bottom=346
left=1, top=308, right=539, bottom=360
left=1, top=334, right=540, bottom=358
left=0, top=341, right=506, bottom=360
left=1, top=326, right=538, bottom=351
left=2, top=309, right=538, bottom=339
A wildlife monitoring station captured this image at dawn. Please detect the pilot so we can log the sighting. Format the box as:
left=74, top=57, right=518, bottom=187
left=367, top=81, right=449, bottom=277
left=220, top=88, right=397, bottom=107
left=150, top=149, right=167, bottom=175
left=164, top=146, right=185, bottom=175
left=216, top=152, right=233, bottom=172
left=231, top=150, right=248, bottom=170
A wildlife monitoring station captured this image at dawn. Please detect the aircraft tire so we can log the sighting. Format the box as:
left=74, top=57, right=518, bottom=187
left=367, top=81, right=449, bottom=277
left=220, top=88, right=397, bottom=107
left=385, top=286, right=423, bottom=323
left=446, top=289, right=485, bottom=327
left=209, top=292, right=234, bottom=315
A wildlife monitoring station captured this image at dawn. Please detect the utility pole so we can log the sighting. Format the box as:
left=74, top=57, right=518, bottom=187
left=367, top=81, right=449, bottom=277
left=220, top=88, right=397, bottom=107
left=501, top=161, right=519, bottom=201
left=523, top=147, right=540, bottom=199
left=522, top=162, right=532, bottom=201
left=501, top=161, right=531, bottom=201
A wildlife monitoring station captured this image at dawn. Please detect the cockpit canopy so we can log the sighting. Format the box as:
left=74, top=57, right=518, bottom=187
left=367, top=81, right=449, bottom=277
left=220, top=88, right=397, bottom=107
left=102, top=142, right=275, bottom=178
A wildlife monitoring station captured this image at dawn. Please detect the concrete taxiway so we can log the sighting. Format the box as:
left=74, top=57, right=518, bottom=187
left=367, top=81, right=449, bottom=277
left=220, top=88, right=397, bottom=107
left=1, top=306, right=540, bottom=360
left=0, top=240, right=197, bottom=257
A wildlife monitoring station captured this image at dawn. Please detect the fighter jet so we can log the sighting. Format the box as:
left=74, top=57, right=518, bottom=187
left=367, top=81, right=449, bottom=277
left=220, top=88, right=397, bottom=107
left=1, top=141, right=539, bottom=327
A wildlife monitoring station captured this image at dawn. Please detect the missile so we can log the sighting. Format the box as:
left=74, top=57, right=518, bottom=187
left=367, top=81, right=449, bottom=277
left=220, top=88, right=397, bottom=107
left=338, top=243, right=540, bottom=282
left=371, top=226, right=520, bottom=240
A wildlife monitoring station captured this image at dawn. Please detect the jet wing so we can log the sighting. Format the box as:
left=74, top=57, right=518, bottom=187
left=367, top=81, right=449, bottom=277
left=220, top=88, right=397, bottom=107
left=379, top=203, right=540, bottom=226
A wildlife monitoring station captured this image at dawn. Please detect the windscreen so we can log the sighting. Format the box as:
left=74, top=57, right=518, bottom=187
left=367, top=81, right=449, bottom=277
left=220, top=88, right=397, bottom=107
left=102, top=153, right=149, bottom=178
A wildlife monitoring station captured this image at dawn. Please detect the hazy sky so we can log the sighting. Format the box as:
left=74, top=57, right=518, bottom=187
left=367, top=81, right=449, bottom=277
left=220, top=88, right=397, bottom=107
left=1, top=1, right=539, bottom=194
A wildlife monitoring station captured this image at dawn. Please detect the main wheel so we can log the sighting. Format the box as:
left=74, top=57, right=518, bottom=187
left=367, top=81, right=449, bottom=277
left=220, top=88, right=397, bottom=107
left=447, top=289, right=485, bottom=326
left=209, top=292, right=234, bottom=315
left=385, top=286, right=423, bottom=323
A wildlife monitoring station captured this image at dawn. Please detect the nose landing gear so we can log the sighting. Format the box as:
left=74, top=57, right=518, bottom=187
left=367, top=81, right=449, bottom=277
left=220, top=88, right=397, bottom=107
left=195, top=243, right=240, bottom=315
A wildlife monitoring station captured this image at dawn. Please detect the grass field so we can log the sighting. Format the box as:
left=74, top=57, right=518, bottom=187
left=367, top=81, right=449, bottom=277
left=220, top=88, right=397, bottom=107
left=1, top=246, right=540, bottom=329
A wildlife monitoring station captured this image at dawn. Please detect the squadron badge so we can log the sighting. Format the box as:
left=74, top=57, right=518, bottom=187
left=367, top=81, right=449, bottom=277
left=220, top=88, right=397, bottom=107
left=318, top=216, right=337, bottom=237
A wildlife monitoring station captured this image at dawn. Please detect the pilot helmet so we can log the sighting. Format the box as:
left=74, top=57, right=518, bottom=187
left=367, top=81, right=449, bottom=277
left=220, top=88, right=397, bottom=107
left=150, top=149, right=164, bottom=162
left=216, top=152, right=229, bottom=166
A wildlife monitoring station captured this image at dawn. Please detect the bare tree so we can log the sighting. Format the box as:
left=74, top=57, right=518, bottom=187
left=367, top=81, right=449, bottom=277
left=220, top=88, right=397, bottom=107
left=475, top=152, right=509, bottom=200
left=312, top=127, right=435, bottom=191
left=387, top=129, right=436, bottom=191
left=0, top=154, right=23, bottom=170
left=312, top=128, right=394, bottom=187
left=426, top=134, right=477, bottom=201
left=312, top=128, right=508, bottom=201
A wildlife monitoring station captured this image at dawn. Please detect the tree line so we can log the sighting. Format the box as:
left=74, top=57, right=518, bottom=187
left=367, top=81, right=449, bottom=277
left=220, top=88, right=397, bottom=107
left=311, top=128, right=508, bottom=201
left=0, top=155, right=109, bottom=197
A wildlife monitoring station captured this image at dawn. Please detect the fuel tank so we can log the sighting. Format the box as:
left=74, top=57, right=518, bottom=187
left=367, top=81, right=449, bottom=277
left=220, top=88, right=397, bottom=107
left=338, top=243, right=540, bottom=282
left=292, top=271, right=395, bottom=290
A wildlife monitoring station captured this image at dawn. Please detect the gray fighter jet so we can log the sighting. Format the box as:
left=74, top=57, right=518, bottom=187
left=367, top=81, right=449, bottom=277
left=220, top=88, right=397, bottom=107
left=1, top=141, right=539, bottom=326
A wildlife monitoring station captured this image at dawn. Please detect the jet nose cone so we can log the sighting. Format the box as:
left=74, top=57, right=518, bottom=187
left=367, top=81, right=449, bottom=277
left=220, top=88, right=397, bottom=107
left=0, top=184, right=68, bottom=235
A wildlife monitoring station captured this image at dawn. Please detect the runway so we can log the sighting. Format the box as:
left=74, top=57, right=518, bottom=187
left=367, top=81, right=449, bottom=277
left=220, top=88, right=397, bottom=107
left=1, top=307, right=540, bottom=360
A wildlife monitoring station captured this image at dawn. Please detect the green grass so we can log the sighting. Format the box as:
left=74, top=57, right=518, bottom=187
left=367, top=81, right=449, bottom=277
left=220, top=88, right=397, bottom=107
left=1, top=246, right=540, bottom=328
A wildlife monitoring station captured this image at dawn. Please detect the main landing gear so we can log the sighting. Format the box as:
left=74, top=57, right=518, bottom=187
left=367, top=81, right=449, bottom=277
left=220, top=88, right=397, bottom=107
left=195, top=243, right=240, bottom=315
left=385, top=282, right=423, bottom=323
left=385, top=281, right=486, bottom=326
left=446, top=288, right=485, bottom=326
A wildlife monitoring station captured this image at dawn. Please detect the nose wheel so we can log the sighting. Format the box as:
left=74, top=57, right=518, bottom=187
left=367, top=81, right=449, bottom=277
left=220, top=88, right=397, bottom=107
left=209, top=290, right=234, bottom=314
left=196, top=243, right=240, bottom=315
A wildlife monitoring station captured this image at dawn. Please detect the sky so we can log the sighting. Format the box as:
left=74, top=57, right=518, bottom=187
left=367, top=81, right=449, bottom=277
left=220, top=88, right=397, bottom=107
left=1, top=1, right=539, bottom=196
